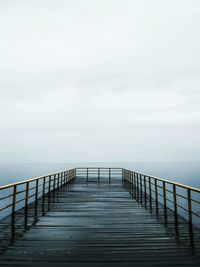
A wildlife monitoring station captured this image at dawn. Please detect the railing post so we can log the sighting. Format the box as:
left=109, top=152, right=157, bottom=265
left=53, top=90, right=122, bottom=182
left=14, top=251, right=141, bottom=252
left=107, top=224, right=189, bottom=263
left=42, top=177, right=46, bottom=215
left=149, top=177, right=152, bottom=209
left=53, top=174, right=56, bottom=191
left=131, top=172, right=133, bottom=195
left=187, top=189, right=192, bottom=224
left=109, top=168, right=111, bottom=182
left=87, top=168, right=89, bottom=181
left=173, top=184, right=177, bottom=216
left=58, top=173, right=60, bottom=189
left=61, top=172, right=63, bottom=187
left=25, top=182, right=29, bottom=214
left=66, top=171, right=68, bottom=182
left=140, top=174, right=142, bottom=204
left=64, top=172, right=66, bottom=183
left=98, top=168, right=100, bottom=181
left=48, top=175, right=51, bottom=195
left=155, top=179, right=158, bottom=211
left=48, top=175, right=51, bottom=210
left=35, top=179, right=39, bottom=217
left=25, top=182, right=29, bottom=226
left=12, top=185, right=17, bottom=226
left=57, top=173, right=59, bottom=189
left=133, top=172, right=136, bottom=197
left=163, top=181, right=167, bottom=218
left=144, top=175, right=147, bottom=206
left=137, top=173, right=139, bottom=201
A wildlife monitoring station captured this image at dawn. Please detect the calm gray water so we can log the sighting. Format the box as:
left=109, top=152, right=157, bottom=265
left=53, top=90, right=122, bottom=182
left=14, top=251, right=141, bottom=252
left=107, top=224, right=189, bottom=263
left=0, top=162, right=200, bottom=188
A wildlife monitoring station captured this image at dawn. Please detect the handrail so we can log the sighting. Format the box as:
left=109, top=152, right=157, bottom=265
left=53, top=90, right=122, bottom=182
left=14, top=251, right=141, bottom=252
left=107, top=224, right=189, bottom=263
left=127, top=169, right=200, bottom=193
left=0, top=168, right=76, bottom=225
left=0, top=169, right=75, bottom=190
left=76, top=167, right=200, bottom=193
left=76, top=167, right=123, bottom=170
left=122, top=168, right=200, bottom=225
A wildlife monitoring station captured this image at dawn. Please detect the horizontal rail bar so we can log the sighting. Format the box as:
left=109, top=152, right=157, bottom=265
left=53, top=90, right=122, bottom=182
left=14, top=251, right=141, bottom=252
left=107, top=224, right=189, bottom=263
left=0, top=193, right=13, bottom=201
left=123, top=168, right=200, bottom=226
left=0, top=203, right=13, bottom=212
left=0, top=168, right=76, bottom=224
left=75, top=167, right=122, bottom=169
left=0, top=169, right=75, bottom=190
left=131, top=170, right=200, bottom=193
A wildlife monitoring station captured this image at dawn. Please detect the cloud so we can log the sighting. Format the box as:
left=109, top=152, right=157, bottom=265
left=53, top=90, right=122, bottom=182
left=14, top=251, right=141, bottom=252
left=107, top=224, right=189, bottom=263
left=0, top=0, right=200, bottom=162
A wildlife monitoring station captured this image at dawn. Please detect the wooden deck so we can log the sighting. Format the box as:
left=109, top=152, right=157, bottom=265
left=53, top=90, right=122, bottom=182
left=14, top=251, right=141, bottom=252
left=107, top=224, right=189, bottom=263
left=0, top=176, right=200, bottom=266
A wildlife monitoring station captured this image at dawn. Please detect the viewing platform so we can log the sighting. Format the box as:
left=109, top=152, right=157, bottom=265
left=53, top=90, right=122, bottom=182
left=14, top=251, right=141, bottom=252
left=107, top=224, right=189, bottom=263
left=0, top=167, right=200, bottom=266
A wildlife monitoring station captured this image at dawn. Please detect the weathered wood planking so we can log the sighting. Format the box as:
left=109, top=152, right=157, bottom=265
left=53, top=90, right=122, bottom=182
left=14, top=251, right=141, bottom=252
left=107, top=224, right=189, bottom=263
left=0, top=177, right=200, bottom=267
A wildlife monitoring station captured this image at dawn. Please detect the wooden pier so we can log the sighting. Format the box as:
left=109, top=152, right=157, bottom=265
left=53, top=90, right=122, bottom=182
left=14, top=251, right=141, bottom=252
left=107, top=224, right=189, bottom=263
left=0, top=167, right=200, bottom=266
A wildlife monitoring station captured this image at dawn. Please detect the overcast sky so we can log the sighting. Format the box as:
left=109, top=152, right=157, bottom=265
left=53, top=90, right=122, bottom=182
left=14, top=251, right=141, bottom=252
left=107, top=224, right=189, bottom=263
left=0, top=0, right=200, bottom=163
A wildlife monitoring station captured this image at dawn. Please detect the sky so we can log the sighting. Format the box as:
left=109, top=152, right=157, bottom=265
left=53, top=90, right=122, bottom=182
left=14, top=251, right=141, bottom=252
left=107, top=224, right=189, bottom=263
left=0, top=0, right=200, bottom=163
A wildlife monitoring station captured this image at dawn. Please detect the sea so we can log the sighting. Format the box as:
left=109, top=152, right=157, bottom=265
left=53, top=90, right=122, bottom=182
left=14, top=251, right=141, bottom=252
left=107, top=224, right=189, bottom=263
left=0, top=162, right=200, bottom=188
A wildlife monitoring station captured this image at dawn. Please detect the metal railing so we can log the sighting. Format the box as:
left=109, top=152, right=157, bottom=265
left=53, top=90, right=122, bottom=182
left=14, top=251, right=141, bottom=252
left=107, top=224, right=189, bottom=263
left=75, top=167, right=122, bottom=181
left=123, top=169, right=200, bottom=225
left=1, top=167, right=200, bottom=227
left=0, top=168, right=76, bottom=223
